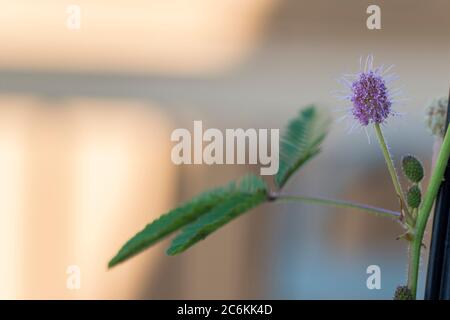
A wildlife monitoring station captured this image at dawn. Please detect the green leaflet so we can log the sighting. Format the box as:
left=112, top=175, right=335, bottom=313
left=167, top=175, right=267, bottom=255
left=109, top=105, right=330, bottom=268
left=108, top=181, right=237, bottom=267
left=275, top=106, right=330, bottom=188
left=108, top=175, right=266, bottom=267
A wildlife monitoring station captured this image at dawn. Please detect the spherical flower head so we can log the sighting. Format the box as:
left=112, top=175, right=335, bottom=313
left=337, top=55, right=400, bottom=128
left=351, top=71, right=391, bottom=126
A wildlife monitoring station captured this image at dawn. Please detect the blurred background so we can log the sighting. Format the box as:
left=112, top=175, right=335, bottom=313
left=0, top=0, right=449, bottom=299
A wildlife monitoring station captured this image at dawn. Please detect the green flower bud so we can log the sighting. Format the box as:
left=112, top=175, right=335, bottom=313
left=402, top=155, right=424, bottom=183
left=393, top=285, right=414, bottom=300
left=407, top=185, right=421, bottom=209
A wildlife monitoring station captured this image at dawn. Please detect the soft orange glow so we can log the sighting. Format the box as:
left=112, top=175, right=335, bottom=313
left=67, top=100, right=176, bottom=299
left=0, top=0, right=276, bottom=74
left=0, top=99, right=30, bottom=298
left=0, top=96, right=176, bottom=298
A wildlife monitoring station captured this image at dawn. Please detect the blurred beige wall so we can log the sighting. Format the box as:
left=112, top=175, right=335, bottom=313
left=0, top=0, right=276, bottom=75
left=0, top=97, right=176, bottom=298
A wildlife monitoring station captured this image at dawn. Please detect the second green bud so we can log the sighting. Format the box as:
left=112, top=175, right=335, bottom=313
left=407, top=185, right=422, bottom=209
left=402, top=155, right=424, bottom=183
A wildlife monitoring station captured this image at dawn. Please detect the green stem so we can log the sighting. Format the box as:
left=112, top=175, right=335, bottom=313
left=277, top=195, right=401, bottom=219
left=408, top=125, right=450, bottom=298
left=417, top=126, right=450, bottom=237
left=374, top=123, right=413, bottom=225
left=407, top=235, right=421, bottom=299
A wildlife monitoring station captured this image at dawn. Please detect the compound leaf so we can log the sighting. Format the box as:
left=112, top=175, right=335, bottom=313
left=166, top=174, right=267, bottom=255
left=275, top=106, right=330, bottom=188
left=109, top=181, right=238, bottom=267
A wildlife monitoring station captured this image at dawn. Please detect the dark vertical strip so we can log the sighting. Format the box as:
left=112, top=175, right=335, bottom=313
left=439, top=91, right=450, bottom=298
left=425, top=90, right=450, bottom=300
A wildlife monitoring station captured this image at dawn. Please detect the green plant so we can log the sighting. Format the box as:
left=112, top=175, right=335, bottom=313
left=109, top=106, right=335, bottom=266
left=108, top=57, right=450, bottom=300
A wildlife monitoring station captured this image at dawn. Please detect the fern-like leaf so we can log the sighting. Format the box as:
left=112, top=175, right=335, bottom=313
left=109, top=105, right=329, bottom=267
left=108, top=175, right=267, bottom=267
left=275, top=105, right=330, bottom=188
left=108, top=181, right=238, bottom=267
left=166, top=175, right=267, bottom=255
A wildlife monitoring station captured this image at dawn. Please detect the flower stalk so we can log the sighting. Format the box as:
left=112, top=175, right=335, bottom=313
left=374, top=123, right=413, bottom=226
left=337, top=56, right=449, bottom=299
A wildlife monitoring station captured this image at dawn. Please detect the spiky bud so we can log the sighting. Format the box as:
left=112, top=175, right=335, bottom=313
left=402, top=155, right=424, bottom=183
left=425, top=97, right=448, bottom=138
left=407, top=185, right=421, bottom=209
left=393, top=285, right=414, bottom=300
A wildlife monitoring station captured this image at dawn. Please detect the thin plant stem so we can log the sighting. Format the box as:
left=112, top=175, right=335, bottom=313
left=277, top=195, right=401, bottom=219
left=408, top=125, right=450, bottom=297
left=407, top=234, right=421, bottom=299
left=374, top=123, right=413, bottom=225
